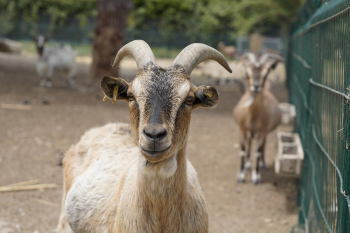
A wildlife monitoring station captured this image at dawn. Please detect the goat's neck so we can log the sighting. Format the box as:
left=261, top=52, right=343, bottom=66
left=137, top=142, right=188, bottom=199
left=36, top=46, right=44, bottom=57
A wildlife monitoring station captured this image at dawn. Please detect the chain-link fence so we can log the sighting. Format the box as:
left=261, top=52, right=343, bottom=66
left=287, top=0, right=350, bottom=232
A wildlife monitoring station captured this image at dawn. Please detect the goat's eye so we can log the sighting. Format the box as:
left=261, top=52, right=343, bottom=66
left=185, top=97, right=194, bottom=105
left=128, top=94, right=135, bottom=101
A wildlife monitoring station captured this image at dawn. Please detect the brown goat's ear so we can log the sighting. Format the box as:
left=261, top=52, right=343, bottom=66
left=100, top=76, right=129, bottom=102
left=193, top=86, right=219, bottom=109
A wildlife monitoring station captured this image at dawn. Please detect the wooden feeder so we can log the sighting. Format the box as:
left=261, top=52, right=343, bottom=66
left=275, top=132, right=304, bottom=176
left=279, top=103, right=296, bottom=126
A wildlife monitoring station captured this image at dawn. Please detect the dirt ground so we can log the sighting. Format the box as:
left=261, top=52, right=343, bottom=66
left=0, top=53, right=298, bottom=233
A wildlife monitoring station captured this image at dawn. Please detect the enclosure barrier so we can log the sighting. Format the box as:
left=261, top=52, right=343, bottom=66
left=287, top=0, right=350, bottom=232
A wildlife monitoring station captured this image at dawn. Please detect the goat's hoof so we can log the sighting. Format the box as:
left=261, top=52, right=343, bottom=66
left=251, top=171, right=261, bottom=185
left=39, top=79, right=46, bottom=87
left=46, top=81, right=52, bottom=88
left=236, top=171, right=245, bottom=183
left=57, top=153, right=64, bottom=166
left=244, top=160, right=251, bottom=170
left=260, top=162, right=266, bottom=169
left=66, top=80, right=74, bottom=89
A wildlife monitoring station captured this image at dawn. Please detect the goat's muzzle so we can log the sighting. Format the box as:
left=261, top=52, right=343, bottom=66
left=140, top=124, right=171, bottom=161
left=250, top=85, right=262, bottom=94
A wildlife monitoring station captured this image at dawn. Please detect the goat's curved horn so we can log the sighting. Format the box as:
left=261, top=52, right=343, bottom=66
left=112, top=40, right=156, bottom=69
left=259, top=53, right=284, bottom=64
left=240, top=52, right=257, bottom=64
left=171, top=43, right=232, bottom=75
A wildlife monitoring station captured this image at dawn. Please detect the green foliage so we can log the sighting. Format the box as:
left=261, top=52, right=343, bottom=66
left=128, top=0, right=238, bottom=37
left=129, top=0, right=304, bottom=38
left=233, top=0, right=305, bottom=35
left=0, top=0, right=97, bottom=34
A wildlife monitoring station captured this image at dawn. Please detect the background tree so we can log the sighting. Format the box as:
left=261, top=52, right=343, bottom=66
left=233, top=0, right=305, bottom=36
left=90, top=0, right=133, bottom=81
left=128, top=0, right=237, bottom=38
left=128, top=0, right=305, bottom=40
left=0, top=0, right=97, bottom=35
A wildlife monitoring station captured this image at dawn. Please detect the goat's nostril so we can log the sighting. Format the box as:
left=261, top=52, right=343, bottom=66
left=143, top=125, right=167, bottom=140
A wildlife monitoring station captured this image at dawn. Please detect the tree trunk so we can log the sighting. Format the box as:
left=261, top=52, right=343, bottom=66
left=90, top=0, right=133, bottom=82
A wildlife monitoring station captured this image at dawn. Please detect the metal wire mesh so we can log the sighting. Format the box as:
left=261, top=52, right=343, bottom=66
left=287, top=0, right=350, bottom=232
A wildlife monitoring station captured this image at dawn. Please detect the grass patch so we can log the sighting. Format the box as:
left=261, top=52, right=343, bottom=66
left=20, top=40, right=92, bottom=56
left=20, top=40, right=182, bottom=59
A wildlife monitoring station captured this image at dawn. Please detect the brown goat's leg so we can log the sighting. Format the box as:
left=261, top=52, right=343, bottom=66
left=259, top=138, right=266, bottom=169
left=237, top=131, right=249, bottom=183
left=237, top=132, right=251, bottom=183
left=244, top=132, right=252, bottom=170
left=252, top=135, right=265, bottom=185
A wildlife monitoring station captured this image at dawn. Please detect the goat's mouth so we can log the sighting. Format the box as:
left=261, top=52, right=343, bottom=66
left=140, top=146, right=171, bottom=160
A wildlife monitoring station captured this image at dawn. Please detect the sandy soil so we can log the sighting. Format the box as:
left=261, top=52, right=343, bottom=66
left=0, top=53, right=297, bottom=233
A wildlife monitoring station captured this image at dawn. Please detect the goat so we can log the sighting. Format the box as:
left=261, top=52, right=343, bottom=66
left=233, top=52, right=283, bottom=185
left=218, top=41, right=236, bottom=59
left=56, top=40, right=232, bottom=233
left=35, top=35, right=77, bottom=88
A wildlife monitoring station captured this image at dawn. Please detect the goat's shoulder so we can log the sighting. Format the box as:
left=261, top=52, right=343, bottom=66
left=233, top=92, right=252, bottom=119
left=63, top=123, right=139, bottom=232
left=182, top=161, right=208, bottom=232
left=63, top=122, right=137, bottom=176
left=186, top=160, right=207, bottom=212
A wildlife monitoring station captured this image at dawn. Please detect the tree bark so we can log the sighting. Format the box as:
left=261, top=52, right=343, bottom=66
left=90, top=0, right=133, bottom=82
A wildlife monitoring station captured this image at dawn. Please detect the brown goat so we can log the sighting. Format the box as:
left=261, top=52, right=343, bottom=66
left=233, top=53, right=283, bottom=185
left=56, top=40, right=232, bottom=232
left=218, top=42, right=236, bottom=59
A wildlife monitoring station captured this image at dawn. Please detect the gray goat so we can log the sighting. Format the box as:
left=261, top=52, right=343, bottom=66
left=35, top=36, right=77, bottom=88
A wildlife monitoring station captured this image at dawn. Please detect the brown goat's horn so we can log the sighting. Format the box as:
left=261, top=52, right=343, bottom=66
left=259, top=53, right=284, bottom=64
left=112, top=40, right=156, bottom=69
left=240, top=52, right=257, bottom=64
left=171, top=43, right=232, bottom=75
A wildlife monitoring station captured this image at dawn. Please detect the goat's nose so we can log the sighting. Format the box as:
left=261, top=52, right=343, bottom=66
left=143, top=124, right=167, bottom=140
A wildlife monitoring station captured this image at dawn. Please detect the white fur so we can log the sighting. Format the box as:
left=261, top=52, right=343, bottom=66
left=244, top=160, right=251, bottom=170
left=239, top=150, right=246, bottom=157
left=159, top=155, right=178, bottom=179
left=242, top=94, right=255, bottom=107
left=236, top=170, right=245, bottom=183
left=37, top=44, right=77, bottom=87
left=251, top=170, right=261, bottom=185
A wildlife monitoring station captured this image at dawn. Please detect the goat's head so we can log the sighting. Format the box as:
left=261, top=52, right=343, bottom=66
left=101, top=40, right=231, bottom=163
left=241, top=52, right=284, bottom=94
left=36, top=35, right=46, bottom=48
left=35, top=35, right=46, bottom=56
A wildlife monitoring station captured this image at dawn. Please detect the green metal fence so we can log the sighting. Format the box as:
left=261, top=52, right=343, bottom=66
left=287, top=0, right=350, bottom=232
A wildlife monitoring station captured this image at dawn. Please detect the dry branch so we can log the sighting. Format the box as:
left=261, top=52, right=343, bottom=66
left=1, top=103, right=31, bottom=110
left=0, top=183, right=57, bottom=192
left=7, top=179, right=40, bottom=187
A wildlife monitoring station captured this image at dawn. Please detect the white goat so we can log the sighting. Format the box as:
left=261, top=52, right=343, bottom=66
left=56, top=40, right=232, bottom=232
left=35, top=36, right=77, bottom=88
left=233, top=52, right=283, bottom=185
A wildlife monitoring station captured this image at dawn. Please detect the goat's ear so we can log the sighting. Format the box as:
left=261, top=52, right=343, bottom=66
left=269, top=60, right=282, bottom=70
left=266, top=54, right=284, bottom=70
left=193, top=86, right=219, bottom=109
left=100, top=76, right=130, bottom=102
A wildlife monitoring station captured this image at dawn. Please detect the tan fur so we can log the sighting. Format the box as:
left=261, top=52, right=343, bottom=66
left=233, top=86, right=281, bottom=134
left=56, top=123, right=208, bottom=233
